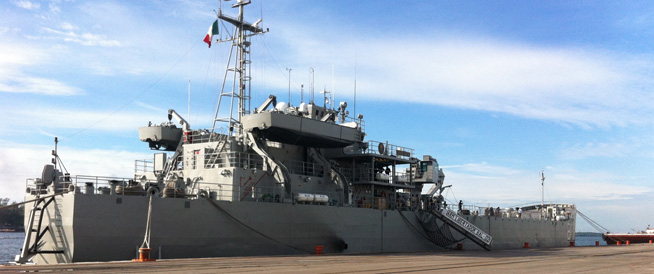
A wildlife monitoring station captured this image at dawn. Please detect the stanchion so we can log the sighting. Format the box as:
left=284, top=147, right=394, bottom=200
left=617, top=241, right=621, bottom=245
left=523, top=242, right=530, bottom=248
left=569, top=241, right=575, bottom=247
left=595, top=241, right=599, bottom=246
left=315, top=245, right=324, bottom=255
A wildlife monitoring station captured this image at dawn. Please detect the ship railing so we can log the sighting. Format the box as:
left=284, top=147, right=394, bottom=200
left=134, top=159, right=154, bottom=173
left=47, top=175, right=156, bottom=196
left=454, top=205, right=508, bottom=218
left=25, top=174, right=111, bottom=195
left=450, top=204, right=555, bottom=220
left=284, top=159, right=325, bottom=177
left=346, top=167, right=415, bottom=187
left=351, top=188, right=414, bottom=210
left=364, top=140, right=414, bottom=160
left=238, top=184, right=286, bottom=203
left=203, top=151, right=264, bottom=169
left=339, top=116, right=366, bottom=133
left=185, top=129, right=226, bottom=144
left=202, top=151, right=329, bottom=175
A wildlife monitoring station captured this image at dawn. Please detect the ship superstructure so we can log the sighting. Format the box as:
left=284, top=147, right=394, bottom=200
left=16, top=1, right=575, bottom=264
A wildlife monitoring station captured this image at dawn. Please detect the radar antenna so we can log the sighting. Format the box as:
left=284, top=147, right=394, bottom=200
left=211, top=0, right=266, bottom=138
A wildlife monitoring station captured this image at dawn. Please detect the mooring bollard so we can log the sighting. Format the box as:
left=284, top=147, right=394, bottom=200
left=132, top=248, right=156, bottom=262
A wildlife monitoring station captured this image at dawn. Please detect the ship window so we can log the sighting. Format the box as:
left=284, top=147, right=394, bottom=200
left=421, top=162, right=429, bottom=172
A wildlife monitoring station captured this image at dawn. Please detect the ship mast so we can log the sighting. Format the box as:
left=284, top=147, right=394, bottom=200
left=211, top=0, right=265, bottom=138
left=540, top=169, right=545, bottom=214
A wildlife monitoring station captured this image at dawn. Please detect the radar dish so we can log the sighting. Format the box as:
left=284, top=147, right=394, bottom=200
left=41, top=164, right=56, bottom=185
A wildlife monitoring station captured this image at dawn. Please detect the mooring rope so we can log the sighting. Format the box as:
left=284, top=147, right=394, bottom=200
left=204, top=197, right=313, bottom=254
left=577, top=210, right=610, bottom=234
left=140, top=194, right=154, bottom=249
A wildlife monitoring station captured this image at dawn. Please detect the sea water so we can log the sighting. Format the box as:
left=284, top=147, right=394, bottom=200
left=575, top=235, right=606, bottom=246
left=0, top=232, right=24, bottom=264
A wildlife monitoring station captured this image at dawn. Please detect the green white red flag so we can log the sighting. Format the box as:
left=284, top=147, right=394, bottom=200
left=204, top=20, right=219, bottom=48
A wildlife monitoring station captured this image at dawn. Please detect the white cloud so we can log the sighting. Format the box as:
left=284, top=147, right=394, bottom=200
left=48, top=1, right=60, bottom=14
left=442, top=162, right=522, bottom=177
left=13, top=0, right=39, bottom=10
left=0, top=69, right=83, bottom=95
left=59, top=22, right=77, bottom=31
left=0, top=42, right=46, bottom=66
left=0, top=42, right=84, bottom=95
left=42, top=27, right=122, bottom=47
left=5, top=106, right=162, bottom=133
left=560, top=142, right=632, bottom=160
left=134, top=100, right=167, bottom=113
left=557, top=136, right=654, bottom=160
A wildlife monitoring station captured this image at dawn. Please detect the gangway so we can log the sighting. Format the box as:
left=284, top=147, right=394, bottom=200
left=430, top=208, right=493, bottom=251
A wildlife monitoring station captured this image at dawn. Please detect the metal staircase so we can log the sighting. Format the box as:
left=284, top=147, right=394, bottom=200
left=16, top=195, right=64, bottom=264
left=204, top=135, right=229, bottom=169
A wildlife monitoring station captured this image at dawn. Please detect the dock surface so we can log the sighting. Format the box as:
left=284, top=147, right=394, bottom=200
left=3, top=244, right=654, bottom=273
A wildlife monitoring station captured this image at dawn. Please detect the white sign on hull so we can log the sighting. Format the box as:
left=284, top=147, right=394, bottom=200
left=442, top=208, right=493, bottom=245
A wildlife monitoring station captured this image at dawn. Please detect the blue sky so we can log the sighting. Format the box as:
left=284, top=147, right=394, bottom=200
left=2, top=0, right=654, bottom=233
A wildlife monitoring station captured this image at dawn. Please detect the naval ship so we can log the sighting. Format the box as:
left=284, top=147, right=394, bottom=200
left=16, top=1, right=576, bottom=264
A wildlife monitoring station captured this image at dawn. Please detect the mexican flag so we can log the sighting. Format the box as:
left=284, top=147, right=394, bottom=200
left=204, top=20, right=219, bottom=48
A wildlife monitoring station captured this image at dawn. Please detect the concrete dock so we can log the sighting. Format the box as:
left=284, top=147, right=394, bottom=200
left=3, top=244, right=654, bottom=273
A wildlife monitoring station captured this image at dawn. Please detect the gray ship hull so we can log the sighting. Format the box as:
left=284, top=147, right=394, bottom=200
left=25, top=192, right=574, bottom=264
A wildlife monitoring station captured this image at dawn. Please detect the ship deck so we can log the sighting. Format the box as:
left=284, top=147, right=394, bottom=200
left=3, top=244, right=654, bottom=273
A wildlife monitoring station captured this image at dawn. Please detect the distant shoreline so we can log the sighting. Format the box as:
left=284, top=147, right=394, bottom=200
left=0, top=229, right=25, bottom=233
left=576, top=232, right=602, bottom=237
